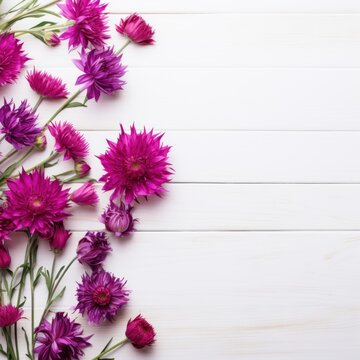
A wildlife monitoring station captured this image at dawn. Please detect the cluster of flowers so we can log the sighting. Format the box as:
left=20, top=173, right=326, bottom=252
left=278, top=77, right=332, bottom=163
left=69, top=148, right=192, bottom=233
left=0, top=0, right=171, bottom=359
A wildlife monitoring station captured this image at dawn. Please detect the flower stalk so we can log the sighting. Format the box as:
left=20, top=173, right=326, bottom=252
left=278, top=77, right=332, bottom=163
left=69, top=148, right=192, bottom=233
left=91, top=338, right=129, bottom=360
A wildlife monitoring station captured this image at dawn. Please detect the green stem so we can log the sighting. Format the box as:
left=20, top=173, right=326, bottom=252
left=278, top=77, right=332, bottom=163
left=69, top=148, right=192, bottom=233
left=48, top=252, right=56, bottom=300
left=33, top=96, right=43, bottom=113
left=25, top=151, right=59, bottom=173
left=39, top=256, right=77, bottom=325
left=0, top=135, right=5, bottom=143
left=0, top=149, right=17, bottom=166
left=3, top=327, right=16, bottom=360
left=116, top=39, right=131, bottom=55
left=13, top=20, right=74, bottom=35
left=91, top=339, right=129, bottom=360
left=53, top=169, right=75, bottom=178
left=29, top=236, right=38, bottom=355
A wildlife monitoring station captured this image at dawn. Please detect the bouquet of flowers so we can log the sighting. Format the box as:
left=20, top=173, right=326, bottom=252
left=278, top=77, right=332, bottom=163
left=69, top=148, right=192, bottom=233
left=0, top=1, right=173, bottom=359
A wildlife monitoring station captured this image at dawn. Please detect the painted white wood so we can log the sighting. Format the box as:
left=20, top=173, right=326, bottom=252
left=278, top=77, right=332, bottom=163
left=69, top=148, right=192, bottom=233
left=10, top=231, right=360, bottom=360
left=15, top=14, right=360, bottom=68
left=62, top=183, right=360, bottom=231
left=3, top=67, right=360, bottom=131
left=107, top=0, right=360, bottom=14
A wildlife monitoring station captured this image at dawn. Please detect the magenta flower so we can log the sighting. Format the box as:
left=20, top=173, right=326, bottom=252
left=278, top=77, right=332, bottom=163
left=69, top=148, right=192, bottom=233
left=0, top=245, right=11, bottom=269
left=0, top=99, right=40, bottom=149
left=75, top=160, right=91, bottom=177
left=49, top=121, right=89, bottom=160
left=74, top=48, right=126, bottom=101
left=26, top=69, right=69, bottom=99
left=0, top=206, right=15, bottom=242
left=3, top=169, right=70, bottom=236
left=116, top=14, right=155, bottom=45
left=77, top=231, right=111, bottom=270
left=100, top=201, right=135, bottom=237
left=70, top=182, right=99, bottom=206
left=99, top=125, right=172, bottom=204
left=58, top=0, right=110, bottom=49
left=76, top=269, right=129, bottom=324
left=0, top=33, right=29, bottom=87
left=0, top=305, right=23, bottom=327
left=45, top=32, right=61, bottom=47
left=35, top=312, right=91, bottom=360
left=49, top=222, right=72, bottom=251
left=126, top=315, right=156, bottom=349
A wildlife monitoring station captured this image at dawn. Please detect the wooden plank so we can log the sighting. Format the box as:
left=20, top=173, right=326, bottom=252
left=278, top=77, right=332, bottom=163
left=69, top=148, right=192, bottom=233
left=14, top=14, right=360, bottom=68
left=107, top=0, right=360, bottom=13
left=61, top=184, right=360, bottom=231
left=11, top=231, right=360, bottom=359
left=3, top=67, right=360, bottom=131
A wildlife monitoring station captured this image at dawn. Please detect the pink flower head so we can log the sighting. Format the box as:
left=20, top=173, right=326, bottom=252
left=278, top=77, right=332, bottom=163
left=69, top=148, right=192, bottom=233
left=58, top=0, right=110, bottom=49
left=77, top=231, right=111, bottom=270
left=26, top=69, right=68, bottom=99
left=74, top=47, right=126, bottom=102
left=116, top=14, right=155, bottom=45
left=49, top=222, right=72, bottom=251
left=75, top=160, right=91, bottom=177
left=0, top=245, right=11, bottom=269
left=0, top=206, right=15, bottom=242
left=99, top=125, right=172, bottom=204
left=70, top=182, right=99, bottom=206
left=76, top=269, right=129, bottom=324
left=45, top=32, right=61, bottom=47
left=3, top=169, right=70, bottom=236
left=126, top=315, right=156, bottom=349
left=0, top=305, right=23, bottom=327
left=0, top=33, right=29, bottom=87
left=35, top=312, right=91, bottom=360
left=49, top=121, right=89, bottom=161
left=100, top=201, right=135, bottom=237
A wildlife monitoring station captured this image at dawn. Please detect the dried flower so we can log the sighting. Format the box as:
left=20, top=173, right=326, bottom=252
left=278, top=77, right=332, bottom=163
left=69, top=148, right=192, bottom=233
left=58, top=0, right=110, bottom=49
left=34, top=134, right=47, bottom=151
left=0, top=99, right=40, bottom=150
left=0, top=206, right=15, bottom=242
left=126, top=315, right=156, bottom=349
left=75, top=160, right=91, bottom=177
left=45, top=32, right=61, bottom=47
left=0, top=305, right=23, bottom=327
left=76, top=269, right=129, bottom=324
left=0, top=245, right=11, bottom=269
left=70, top=182, right=99, bottom=206
left=77, top=231, right=111, bottom=270
left=3, top=169, right=70, bottom=236
left=49, top=121, right=89, bottom=161
left=100, top=201, right=135, bottom=237
left=0, top=33, right=29, bottom=87
left=116, top=14, right=155, bottom=45
left=49, top=222, right=72, bottom=251
left=26, top=69, right=68, bottom=99
left=99, top=125, right=172, bottom=203
left=35, top=312, right=91, bottom=360
left=74, top=48, right=126, bottom=102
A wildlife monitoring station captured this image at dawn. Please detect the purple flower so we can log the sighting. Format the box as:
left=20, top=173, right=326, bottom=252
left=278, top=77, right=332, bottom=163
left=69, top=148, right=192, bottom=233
left=77, top=231, right=112, bottom=270
left=49, top=222, right=72, bottom=251
left=0, top=206, right=15, bottom=242
left=3, top=169, right=70, bottom=236
left=49, top=121, right=89, bottom=160
left=35, top=312, right=91, bottom=360
left=100, top=201, right=135, bottom=237
left=0, top=245, right=11, bottom=269
left=0, top=305, right=23, bottom=327
left=126, top=315, right=156, bottom=349
left=70, top=182, right=99, bottom=206
left=99, top=125, right=172, bottom=204
left=58, top=0, right=110, bottom=49
left=0, top=99, right=40, bottom=150
left=26, top=69, right=69, bottom=99
left=76, top=269, right=129, bottom=324
left=0, top=33, right=29, bottom=87
left=74, top=48, right=126, bottom=101
left=116, top=14, right=155, bottom=45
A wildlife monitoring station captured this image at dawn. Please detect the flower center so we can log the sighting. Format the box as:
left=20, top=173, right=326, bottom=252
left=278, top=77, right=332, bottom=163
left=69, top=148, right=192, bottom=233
left=92, top=286, right=112, bottom=306
left=28, top=196, right=44, bottom=212
left=126, top=157, right=146, bottom=179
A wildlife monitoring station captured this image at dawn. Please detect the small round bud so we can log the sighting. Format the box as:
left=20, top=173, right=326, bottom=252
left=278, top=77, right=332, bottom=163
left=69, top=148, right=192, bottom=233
left=34, top=134, right=47, bottom=151
left=75, top=161, right=91, bottom=177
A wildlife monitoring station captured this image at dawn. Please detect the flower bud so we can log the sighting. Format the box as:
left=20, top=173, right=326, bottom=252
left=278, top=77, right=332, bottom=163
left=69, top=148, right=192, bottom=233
left=34, top=134, right=47, bottom=151
left=126, top=315, right=156, bottom=349
left=49, top=222, right=71, bottom=251
left=100, top=201, right=135, bottom=237
left=75, top=161, right=91, bottom=177
left=45, top=32, right=61, bottom=47
left=0, top=245, right=11, bottom=269
left=70, top=182, right=98, bottom=206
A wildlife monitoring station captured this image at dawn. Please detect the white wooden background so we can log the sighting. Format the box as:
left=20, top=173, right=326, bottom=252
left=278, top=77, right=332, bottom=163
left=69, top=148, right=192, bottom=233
left=2, top=0, right=360, bottom=359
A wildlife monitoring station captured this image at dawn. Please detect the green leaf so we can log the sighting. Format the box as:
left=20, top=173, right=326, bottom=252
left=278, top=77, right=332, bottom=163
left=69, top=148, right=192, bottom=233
left=30, top=32, right=47, bottom=45
left=37, top=9, right=61, bottom=17
left=54, top=265, right=65, bottom=281
left=18, top=296, right=27, bottom=307
left=1, top=163, right=20, bottom=180
left=49, top=286, right=66, bottom=306
left=30, top=20, right=56, bottom=29
left=66, top=102, right=87, bottom=109
left=22, top=327, right=31, bottom=359
left=101, top=338, right=113, bottom=352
